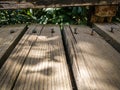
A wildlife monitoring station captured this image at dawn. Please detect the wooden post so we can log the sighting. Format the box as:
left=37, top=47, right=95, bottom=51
left=87, top=6, right=95, bottom=27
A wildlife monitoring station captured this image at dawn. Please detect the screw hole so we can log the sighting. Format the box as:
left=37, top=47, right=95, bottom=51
left=51, top=28, right=55, bottom=33
left=32, top=29, right=37, bottom=33
left=10, top=30, right=15, bottom=34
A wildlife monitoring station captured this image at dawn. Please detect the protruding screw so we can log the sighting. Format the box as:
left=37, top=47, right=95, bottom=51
left=51, top=28, right=55, bottom=33
left=91, top=28, right=95, bottom=35
left=74, top=28, right=78, bottom=34
left=110, top=27, right=114, bottom=33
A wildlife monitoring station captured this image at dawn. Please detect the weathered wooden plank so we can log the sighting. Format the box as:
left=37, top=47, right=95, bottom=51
left=13, top=25, right=72, bottom=90
left=63, top=25, right=120, bottom=90
left=0, top=0, right=119, bottom=9
left=0, top=24, right=27, bottom=68
left=0, top=24, right=43, bottom=90
left=94, top=23, right=120, bottom=53
left=115, top=22, right=120, bottom=27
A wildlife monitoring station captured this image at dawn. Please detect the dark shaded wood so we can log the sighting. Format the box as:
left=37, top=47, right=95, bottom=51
left=0, top=0, right=120, bottom=9
left=0, top=24, right=42, bottom=90
left=0, top=24, right=27, bottom=68
left=94, top=23, right=120, bottom=53
left=63, top=25, right=120, bottom=90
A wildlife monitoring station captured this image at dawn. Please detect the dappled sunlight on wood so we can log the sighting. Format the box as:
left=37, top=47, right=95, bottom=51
left=0, top=24, right=120, bottom=90
left=64, top=25, right=120, bottom=90
left=38, top=35, right=59, bottom=41
left=12, top=25, right=72, bottom=90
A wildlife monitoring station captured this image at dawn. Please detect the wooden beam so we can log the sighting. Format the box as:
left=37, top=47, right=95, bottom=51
left=0, top=0, right=120, bottom=9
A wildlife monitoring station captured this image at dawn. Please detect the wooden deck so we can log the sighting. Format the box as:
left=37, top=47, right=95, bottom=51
left=0, top=24, right=27, bottom=68
left=0, top=24, right=120, bottom=90
left=63, top=25, right=120, bottom=90
left=0, top=25, right=72, bottom=90
left=94, top=23, right=120, bottom=53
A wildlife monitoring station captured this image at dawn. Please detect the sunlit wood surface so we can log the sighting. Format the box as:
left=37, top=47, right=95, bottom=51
left=0, top=24, right=120, bottom=90
left=94, top=23, right=120, bottom=53
left=0, top=24, right=27, bottom=67
left=0, top=25, right=72, bottom=90
left=63, top=25, right=120, bottom=90
left=0, top=0, right=119, bottom=9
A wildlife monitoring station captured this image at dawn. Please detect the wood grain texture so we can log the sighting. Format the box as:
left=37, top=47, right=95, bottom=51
left=13, top=25, right=72, bottom=90
left=0, top=24, right=42, bottom=90
left=0, top=25, right=72, bottom=90
left=63, top=25, right=120, bottom=90
left=0, top=0, right=119, bottom=9
left=0, top=24, right=27, bottom=68
left=94, top=23, right=120, bottom=53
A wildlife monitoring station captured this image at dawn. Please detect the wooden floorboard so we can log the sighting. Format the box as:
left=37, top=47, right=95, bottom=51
left=94, top=23, right=120, bottom=53
left=0, top=24, right=42, bottom=90
left=13, top=25, right=72, bottom=90
left=63, top=25, right=120, bottom=90
left=0, top=24, right=27, bottom=68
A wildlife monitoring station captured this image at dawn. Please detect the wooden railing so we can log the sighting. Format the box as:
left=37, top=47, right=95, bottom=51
left=0, top=0, right=120, bottom=9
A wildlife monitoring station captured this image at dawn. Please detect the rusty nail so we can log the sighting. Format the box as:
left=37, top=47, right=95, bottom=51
left=110, top=27, right=114, bottom=33
left=74, top=28, right=77, bottom=34
left=91, top=28, right=95, bottom=35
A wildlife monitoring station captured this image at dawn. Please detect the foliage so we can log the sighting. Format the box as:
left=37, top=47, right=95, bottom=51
left=0, top=6, right=120, bottom=25
left=114, top=6, right=120, bottom=22
left=0, top=7, right=88, bottom=25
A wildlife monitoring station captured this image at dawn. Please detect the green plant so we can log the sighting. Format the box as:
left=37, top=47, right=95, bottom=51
left=0, top=6, right=119, bottom=25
